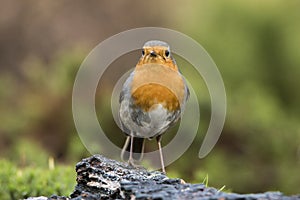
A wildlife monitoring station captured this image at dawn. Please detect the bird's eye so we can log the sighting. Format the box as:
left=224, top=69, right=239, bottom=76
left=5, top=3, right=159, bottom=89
left=165, top=50, right=170, bottom=58
left=142, top=50, right=145, bottom=56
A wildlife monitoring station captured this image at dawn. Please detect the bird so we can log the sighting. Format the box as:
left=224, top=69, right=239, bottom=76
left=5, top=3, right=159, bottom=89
left=119, top=40, right=189, bottom=173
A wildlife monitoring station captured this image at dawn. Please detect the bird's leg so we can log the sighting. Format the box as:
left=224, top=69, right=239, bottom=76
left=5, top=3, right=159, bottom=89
left=128, top=135, right=135, bottom=166
left=156, top=135, right=166, bottom=173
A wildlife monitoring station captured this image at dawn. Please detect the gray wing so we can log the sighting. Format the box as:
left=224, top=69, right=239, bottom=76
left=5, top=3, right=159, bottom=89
left=119, top=71, right=136, bottom=135
left=119, top=71, right=135, bottom=104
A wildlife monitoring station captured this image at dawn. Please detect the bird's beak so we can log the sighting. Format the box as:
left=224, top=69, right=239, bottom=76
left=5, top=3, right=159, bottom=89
left=150, top=50, right=157, bottom=57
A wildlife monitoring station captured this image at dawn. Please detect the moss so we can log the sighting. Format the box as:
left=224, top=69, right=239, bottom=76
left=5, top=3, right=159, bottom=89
left=0, top=159, right=75, bottom=200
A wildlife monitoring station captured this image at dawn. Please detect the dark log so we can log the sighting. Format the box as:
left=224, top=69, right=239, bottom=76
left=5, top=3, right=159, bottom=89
left=65, top=155, right=299, bottom=200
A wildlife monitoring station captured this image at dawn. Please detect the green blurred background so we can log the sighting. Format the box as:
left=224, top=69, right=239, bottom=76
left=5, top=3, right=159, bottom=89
left=1, top=0, right=300, bottom=196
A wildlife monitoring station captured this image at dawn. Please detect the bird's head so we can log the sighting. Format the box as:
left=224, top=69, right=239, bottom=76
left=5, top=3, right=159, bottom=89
left=137, top=40, right=178, bottom=71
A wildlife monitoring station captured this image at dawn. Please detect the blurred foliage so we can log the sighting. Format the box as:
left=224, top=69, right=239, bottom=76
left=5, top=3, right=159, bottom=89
left=0, top=159, right=75, bottom=200
left=0, top=48, right=90, bottom=163
left=0, top=0, right=300, bottom=197
left=171, top=0, right=300, bottom=194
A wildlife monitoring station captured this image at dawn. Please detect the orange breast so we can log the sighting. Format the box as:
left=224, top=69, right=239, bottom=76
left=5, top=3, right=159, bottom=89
left=132, top=83, right=180, bottom=111
left=131, top=63, right=185, bottom=112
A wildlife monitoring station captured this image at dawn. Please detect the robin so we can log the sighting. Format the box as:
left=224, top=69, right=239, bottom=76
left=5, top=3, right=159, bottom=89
left=119, top=40, right=189, bottom=173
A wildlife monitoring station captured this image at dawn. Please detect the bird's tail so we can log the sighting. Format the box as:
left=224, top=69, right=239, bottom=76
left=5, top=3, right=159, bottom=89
left=121, top=136, right=145, bottom=162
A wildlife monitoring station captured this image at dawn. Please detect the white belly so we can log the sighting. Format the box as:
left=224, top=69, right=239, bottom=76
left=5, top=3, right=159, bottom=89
left=119, top=102, right=175, bottom=138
